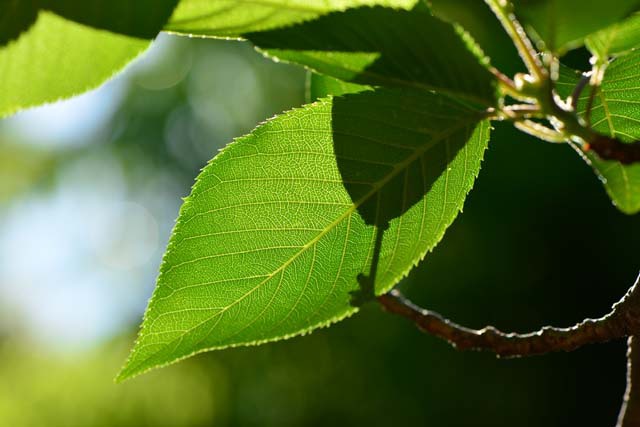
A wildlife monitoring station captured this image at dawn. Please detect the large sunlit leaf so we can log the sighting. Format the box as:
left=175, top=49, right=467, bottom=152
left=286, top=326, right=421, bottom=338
left=248, top=7, right=497, bottom=105
left=514, top=0, right=640, bottom=54
left=165, top=0, right=417, bottom=37
left=557, top=53, right=640, bottom=214
left=586, top=12, right=640, bottom=60
left=118, top=88, right=490, bottom=380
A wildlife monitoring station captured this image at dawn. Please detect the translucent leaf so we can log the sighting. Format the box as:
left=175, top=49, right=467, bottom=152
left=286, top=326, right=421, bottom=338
left=118, top=88, right=490, bottom=380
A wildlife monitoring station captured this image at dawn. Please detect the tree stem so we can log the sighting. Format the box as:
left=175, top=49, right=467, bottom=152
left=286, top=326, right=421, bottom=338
left=378, top=273, right=640, bottom=358
left=617, top=337, right=640, bottom=427
left=484, top=0, right=546, bottom=81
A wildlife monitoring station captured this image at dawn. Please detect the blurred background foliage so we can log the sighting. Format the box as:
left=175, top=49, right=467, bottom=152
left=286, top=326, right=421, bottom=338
left=0, top=27, right=639, bottom=427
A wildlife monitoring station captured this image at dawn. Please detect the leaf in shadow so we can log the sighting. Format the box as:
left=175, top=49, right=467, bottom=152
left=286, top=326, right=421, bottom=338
left=246, top=6, right=496, bottom=106
left=42, top=0, right=179, bottom=39
left=332, top=91, right=479, bottom=303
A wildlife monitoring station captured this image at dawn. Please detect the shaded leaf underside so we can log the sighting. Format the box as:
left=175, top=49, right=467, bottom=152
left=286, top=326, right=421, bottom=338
left=248, top=6, right=496, bottom=106
left=118, top=88, right=490, bottom=380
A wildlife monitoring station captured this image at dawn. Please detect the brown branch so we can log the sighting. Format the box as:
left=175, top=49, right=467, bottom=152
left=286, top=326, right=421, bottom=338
left=617, top=337, right=640, bottom=427
left=378, top=273, right=640, bottom=358
left=585, top=135, right=640, bottom=165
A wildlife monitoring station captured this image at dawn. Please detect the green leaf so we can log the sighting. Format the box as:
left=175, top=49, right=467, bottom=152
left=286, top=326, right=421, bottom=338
left=0, top=1, right=177, bottom=117
left=247, top=7, right=497, bottom=106
left=514, top=0, right=640, bottom=54
left=556, top=54, right=640, bottom=214
left=586, top=12, right=640, bottom=60
left=0, top=12, right=147, bottom=118
left=165, top=0, right=417, bottom=37
left=118, top=88, right=490, bottom=380
left=307, top=73, right=368, bottom=102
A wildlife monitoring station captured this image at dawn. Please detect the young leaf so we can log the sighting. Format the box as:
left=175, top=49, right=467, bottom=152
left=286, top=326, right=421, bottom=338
left=514, top=0, right=640, bottom=54
left=118, top=88, right=491, bottom=380
left=557, top=54, right=640, bottom=214
left=0, top=12, right=148, bottom=118
left=247, top=7, right=497, bottom=106
left=586, top=12, right=640, bottom=60
left=165, top=0, right=417, bottom=38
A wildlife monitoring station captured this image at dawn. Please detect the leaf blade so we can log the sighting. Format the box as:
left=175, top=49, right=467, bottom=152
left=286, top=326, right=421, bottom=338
left=119, top=88, right=490, bottom=380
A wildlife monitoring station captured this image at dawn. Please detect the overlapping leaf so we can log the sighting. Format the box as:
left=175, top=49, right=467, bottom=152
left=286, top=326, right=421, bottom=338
left=247, top=7, right=497, bottom=105
left=165, top=0, right=417, bottom=37
left=557, top=54, right=640, bottom=214
left=514, top=0, right=640, bottom=54
left=118, top=88, right=490, bottom=380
